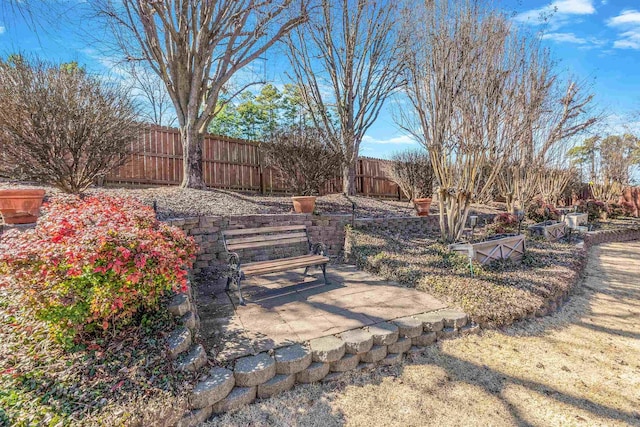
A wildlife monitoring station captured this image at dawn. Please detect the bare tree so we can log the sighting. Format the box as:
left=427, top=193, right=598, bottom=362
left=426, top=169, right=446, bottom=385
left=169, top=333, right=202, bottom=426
left=95, top=0, right=308, bottom=188
left=401, top=0, right=535, bottom=242
left=0, top=57, right=137, bottom=193
left=387, top=149, right=434, bottom=201
left=126, top=64, right=176, bottom=127
left=285, top=0, right=404, bottom=195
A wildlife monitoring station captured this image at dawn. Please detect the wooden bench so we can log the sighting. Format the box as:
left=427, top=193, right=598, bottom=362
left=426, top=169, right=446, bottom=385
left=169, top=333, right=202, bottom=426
left=222, top=225, right=329, bottom=305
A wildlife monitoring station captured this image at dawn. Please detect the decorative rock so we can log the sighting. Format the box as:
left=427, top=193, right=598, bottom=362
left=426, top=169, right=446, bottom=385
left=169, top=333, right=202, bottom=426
left=180, top=311, right=198, bottom=331
left=459, top=324, right=481, bottom=336
left=168, top=293, right=191, bottom=317
left=167, top=327, right=192, bottom=359
left=176, top=406, right=213, bottom=427
left=413, top=312, right=445, bottom=332
left=322, top=371, right=346, bottom=383
left=189, top=367, right=235, bottom=409
left=407, top=346, right=425, bottom=356
left=234, top=353, right=276, bottom=387
left=387, top=337, right=412, bottom=354
left=212, top=386, right=257, bottom=413
left=379, top=352, right=403, bottom=366
left=368, top=322, right=399, bottom=346
left=438, top=310, right=468, bottom=328
left=356, top=362, right=376, bottom=371
left=296, top=362, right=330, bottom=383
left=360, top=345, right=387, bottom=363
left=392, top=317, right=423, bottom=338
left=257, top=374, right=295, bottom=399
left=309, top=336, right=345, bottom=363
left=274, top=344, right=312, bottom=375
left=177, top=344, right=207, bottom=372
left=339, top=329, right=374, bottom=354
left=330, top=353, right=360, bottom=372
left=412, top=331, right=437, bottom=347
left=437, top=327, right=458, bottom=340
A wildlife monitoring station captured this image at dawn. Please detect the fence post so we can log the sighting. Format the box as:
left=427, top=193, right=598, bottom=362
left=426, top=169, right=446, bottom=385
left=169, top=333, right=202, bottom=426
left=258, top=148, right=265, bottom=195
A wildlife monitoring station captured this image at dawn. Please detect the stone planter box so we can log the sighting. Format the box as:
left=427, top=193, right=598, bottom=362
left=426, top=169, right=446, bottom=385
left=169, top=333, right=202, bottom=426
left=564, top=213, right=588, bottom=229
left=528, top=220, right=566, bottom=242
left=449, top=234, right=525, bottom=265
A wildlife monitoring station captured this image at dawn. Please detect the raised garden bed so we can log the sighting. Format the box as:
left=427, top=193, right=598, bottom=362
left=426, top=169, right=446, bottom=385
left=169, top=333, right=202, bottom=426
left=564, top=212, right=588, bottom=229
left=449, top=234, right=526, bottom=265
left=528, top=220, right=566, bottom=242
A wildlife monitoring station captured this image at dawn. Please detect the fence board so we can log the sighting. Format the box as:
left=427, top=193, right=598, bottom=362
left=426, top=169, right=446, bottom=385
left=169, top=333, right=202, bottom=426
left=106, top=125, right=403, bottom=198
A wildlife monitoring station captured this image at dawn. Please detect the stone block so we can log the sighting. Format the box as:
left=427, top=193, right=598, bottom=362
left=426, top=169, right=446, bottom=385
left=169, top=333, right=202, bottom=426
left=309, top=336, right=345, bottom=363
left=339, top=329, right=374, bottom=354
left=296, top=362, right=330, bottom=383
left=412, top=331, right=437, bottom=347
left=387, top=337, right=411, bottom=354
left=189, top=367, right=235, bottom=409
left=274, top=344, right=312, bottom=375
left=379, top=352, right=403, bottom=366
left=257, top=374, right=295, bottom=399
left=459, top=324, right=481, bottom=336
left=234, top=353, right=276, bottom=387
left=438, top=309, right=469, bottom=328
left=180, top=311, right=198, bottom=332
left=322, top=371, right=346, bottom=383
left=168, top=293, right=191, bottom=317
left=176, top=406, right=213, bottom=427
left=330, top=353, right=360, bottom=372
left=177, top=344, right=207, bottom=372
left=392, top=317, right=423, bottom=338
left=413, top=312, right=445, bottom=332
left=167, top=327, right=192, bottom=359
left=368, top=322, right=399, bottom=346
left=360, top=345, right=387, bottom=363
left=212, top=386, right=257, bottom=413
left=437, top=327, right=458, bottom=340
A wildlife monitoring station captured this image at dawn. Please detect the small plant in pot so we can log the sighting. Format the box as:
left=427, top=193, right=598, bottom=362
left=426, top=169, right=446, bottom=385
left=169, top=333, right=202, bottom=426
left=387, top=148, right=434, bottom=216
left=262, top=126, right=341, bottom=213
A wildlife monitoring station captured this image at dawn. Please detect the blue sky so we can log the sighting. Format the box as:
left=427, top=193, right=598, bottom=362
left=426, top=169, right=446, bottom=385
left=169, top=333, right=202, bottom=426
left=1, top=0, right=639, bottom=159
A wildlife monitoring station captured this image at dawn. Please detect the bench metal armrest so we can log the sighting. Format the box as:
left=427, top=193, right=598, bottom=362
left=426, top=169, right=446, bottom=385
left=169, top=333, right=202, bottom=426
left=311, top=242, right=327, bottom=256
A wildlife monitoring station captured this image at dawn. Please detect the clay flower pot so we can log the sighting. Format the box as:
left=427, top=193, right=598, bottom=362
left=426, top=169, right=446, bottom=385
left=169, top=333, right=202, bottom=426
left=0, top=189, right=46, bottom=224
left=291, top=196, right=317, bottom=214
left=413, top=197, right=432, bottom=216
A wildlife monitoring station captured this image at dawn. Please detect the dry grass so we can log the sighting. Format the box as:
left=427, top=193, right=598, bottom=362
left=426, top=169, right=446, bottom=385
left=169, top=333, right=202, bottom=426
left=207, top=241, right=640, bottom=427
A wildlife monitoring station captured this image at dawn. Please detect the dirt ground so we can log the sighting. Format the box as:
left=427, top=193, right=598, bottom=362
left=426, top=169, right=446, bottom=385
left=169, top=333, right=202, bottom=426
left=206, top=241, right=640, bottom=427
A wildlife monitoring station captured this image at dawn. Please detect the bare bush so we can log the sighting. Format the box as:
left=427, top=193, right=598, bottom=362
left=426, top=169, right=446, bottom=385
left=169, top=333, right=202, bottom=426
left=0, top=57, right=138, bottom=193
left=387, top=149, right=434, bottom=201
left=261, top=127, right=342, bottom=196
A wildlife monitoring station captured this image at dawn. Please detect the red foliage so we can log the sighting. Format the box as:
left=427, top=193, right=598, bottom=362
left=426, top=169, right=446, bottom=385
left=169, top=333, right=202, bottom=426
left=0, top=196, right=196, bottom=345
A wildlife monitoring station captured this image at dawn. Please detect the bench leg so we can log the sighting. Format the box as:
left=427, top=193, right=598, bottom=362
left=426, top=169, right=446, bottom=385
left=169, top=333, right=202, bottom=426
left=225, top=277, right=231, bottom=291
left=303, top=266, right=310, bottom=276
left=236, top=275, right=245, bottom=306
left=321, top=264, right=329, bottom=285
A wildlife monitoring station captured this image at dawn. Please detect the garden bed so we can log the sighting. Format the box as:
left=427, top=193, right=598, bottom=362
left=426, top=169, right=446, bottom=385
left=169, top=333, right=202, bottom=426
left=345, top=228, right=584, bottom=327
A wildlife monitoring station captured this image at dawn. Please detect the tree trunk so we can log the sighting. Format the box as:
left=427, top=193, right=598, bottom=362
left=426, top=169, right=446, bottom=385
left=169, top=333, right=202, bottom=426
left=180, top=126, right=205, bottom=189
left=342, top=161, right=357, bottom=196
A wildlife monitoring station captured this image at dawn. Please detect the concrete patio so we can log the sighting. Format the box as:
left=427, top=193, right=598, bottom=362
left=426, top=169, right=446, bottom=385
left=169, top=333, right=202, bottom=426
left=198, top=264, right=448, bottom=363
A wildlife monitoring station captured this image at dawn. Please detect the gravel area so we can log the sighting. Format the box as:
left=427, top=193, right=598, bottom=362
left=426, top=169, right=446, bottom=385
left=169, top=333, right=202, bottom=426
left=0, top=182, right=503, bottom=220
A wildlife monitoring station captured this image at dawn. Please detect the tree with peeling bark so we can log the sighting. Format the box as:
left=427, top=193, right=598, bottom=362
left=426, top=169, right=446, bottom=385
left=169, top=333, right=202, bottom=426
left=401, top=0, right=537, bottom=242
left=285, top=0, right=405, bottom=196
left=94, top=0, right=308, bottom=188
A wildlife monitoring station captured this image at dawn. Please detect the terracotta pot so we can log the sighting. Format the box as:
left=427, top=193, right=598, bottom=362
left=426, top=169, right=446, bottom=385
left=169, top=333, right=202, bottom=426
left=291, top=196, right=317, bottom=214
left=413, top=197, right=432, bottom=216
left=0, top=189, right=46, bottom=224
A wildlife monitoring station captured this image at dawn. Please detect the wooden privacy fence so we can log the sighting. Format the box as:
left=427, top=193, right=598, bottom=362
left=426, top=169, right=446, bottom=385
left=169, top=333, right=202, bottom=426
left=106, top=126, right=403, bottom=198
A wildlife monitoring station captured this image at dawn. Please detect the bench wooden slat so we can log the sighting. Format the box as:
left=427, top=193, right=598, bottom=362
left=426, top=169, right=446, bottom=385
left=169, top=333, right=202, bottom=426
left=242, top=254, right=320, bottom=267
left=225, top=232, right=307, bottom=246
left=223, top=225, right=306, bottom=237
left=243, top=255, right=329, bottom=276
left=227, top=236, right=308, bottom=251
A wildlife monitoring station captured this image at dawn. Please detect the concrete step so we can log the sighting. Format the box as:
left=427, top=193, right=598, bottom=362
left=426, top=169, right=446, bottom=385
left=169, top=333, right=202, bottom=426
left=234, top=353, right=276, bottom=387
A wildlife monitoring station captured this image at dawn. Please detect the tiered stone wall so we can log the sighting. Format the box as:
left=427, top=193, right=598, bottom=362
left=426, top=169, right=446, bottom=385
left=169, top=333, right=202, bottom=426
left=583, top=227, right=640, bottom=249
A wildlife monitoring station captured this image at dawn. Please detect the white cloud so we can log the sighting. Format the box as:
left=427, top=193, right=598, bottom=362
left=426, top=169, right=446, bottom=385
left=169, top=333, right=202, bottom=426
left=607, top=9, right=640, bottom=50
left=542, top=32, right=588, bottom=43
left=0, top=25, right=5, bottom=35
left=515, top=0, right=595, bottom=28
left=362, top=134, right=417, bottom=145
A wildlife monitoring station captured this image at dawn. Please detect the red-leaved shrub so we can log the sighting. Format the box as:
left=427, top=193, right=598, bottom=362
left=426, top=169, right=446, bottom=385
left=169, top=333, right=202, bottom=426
left=0, top=196, right=196, bottom=346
